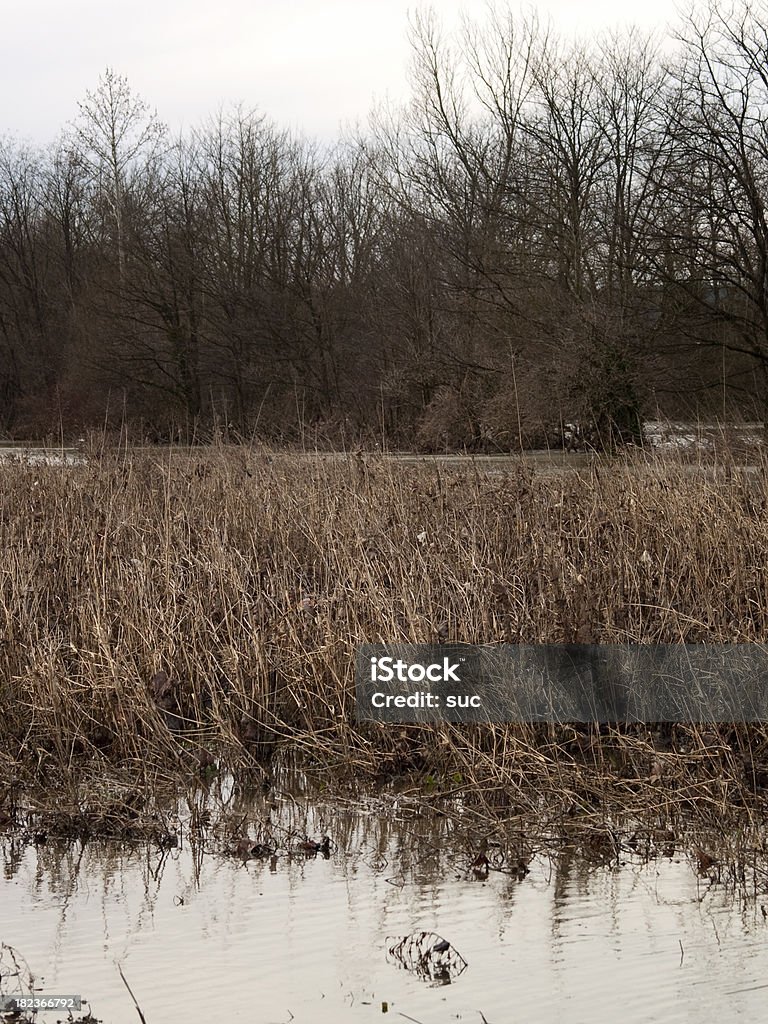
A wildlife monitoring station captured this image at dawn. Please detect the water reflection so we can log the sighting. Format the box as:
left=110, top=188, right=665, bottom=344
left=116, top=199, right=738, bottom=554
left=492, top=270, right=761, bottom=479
left=0, top=447, right=83, bottom=466
left=2, top=793, right=767, bottom=1024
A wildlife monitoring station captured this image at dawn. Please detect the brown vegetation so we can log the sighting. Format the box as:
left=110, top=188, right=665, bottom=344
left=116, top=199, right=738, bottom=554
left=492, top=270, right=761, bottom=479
left=0, top=445, right=767, bottom=860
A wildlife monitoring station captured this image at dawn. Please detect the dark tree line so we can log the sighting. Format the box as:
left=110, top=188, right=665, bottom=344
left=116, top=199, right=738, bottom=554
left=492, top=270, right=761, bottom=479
left=2, top=2, right=768, bottom=447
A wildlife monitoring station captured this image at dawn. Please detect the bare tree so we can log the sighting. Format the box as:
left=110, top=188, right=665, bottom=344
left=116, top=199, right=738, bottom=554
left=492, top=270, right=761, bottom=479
left=0, top=141, right=53, bottom=430
left=72, top=68, right=165, bottom=285
left=663, top=0, right=768, bottom=421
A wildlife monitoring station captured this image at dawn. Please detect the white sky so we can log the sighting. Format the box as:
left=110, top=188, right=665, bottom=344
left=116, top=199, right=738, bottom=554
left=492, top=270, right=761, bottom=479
left=2, top=0, right=682, bottom=144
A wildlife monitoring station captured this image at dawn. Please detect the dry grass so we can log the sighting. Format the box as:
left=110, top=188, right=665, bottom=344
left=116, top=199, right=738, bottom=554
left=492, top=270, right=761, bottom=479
left=1, top=443, right=768, bottom=850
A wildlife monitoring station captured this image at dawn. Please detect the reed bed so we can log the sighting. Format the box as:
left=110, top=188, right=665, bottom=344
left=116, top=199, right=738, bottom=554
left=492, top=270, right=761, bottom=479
left=1, top=445, right=768, bottom=851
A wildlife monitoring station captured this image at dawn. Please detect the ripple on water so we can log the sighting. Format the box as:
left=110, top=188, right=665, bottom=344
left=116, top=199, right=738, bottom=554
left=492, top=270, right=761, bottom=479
left=3, top=821, right=768, bottom=1024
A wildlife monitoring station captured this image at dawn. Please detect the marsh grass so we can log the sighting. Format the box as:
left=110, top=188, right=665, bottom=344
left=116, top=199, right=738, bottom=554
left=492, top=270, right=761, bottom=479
left=1, top=444, right=768, bottom=857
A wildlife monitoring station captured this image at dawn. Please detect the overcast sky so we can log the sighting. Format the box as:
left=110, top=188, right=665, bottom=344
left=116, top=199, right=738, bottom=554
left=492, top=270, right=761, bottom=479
left=3, top=0, right=681, bottom=145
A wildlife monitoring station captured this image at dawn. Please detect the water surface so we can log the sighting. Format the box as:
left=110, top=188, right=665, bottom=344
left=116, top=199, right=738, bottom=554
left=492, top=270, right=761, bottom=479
left=2, top=802, right=766, bottom=1024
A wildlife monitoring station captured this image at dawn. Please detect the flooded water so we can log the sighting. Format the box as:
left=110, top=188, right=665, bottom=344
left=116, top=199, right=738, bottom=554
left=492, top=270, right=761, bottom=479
left=0, top=429, right=762, bottom=476
left=3, top=795, right=767, bottom=1024
left=0, top=446, right=591, bottom=474
left=0, top=446, right=83, bottom=466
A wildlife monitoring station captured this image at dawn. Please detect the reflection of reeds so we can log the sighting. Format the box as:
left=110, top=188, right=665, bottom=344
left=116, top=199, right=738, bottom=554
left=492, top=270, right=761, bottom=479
left=1, top=446, right=768, bottom=844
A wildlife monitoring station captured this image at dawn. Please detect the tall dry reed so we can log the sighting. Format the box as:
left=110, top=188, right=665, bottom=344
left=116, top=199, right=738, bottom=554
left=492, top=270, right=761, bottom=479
left=1, top=445, right=767, bottom=840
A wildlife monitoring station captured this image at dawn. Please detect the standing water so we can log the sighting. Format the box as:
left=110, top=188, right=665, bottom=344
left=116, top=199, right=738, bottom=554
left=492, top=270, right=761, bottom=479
left=2, top=795, right=766, bottom=1024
